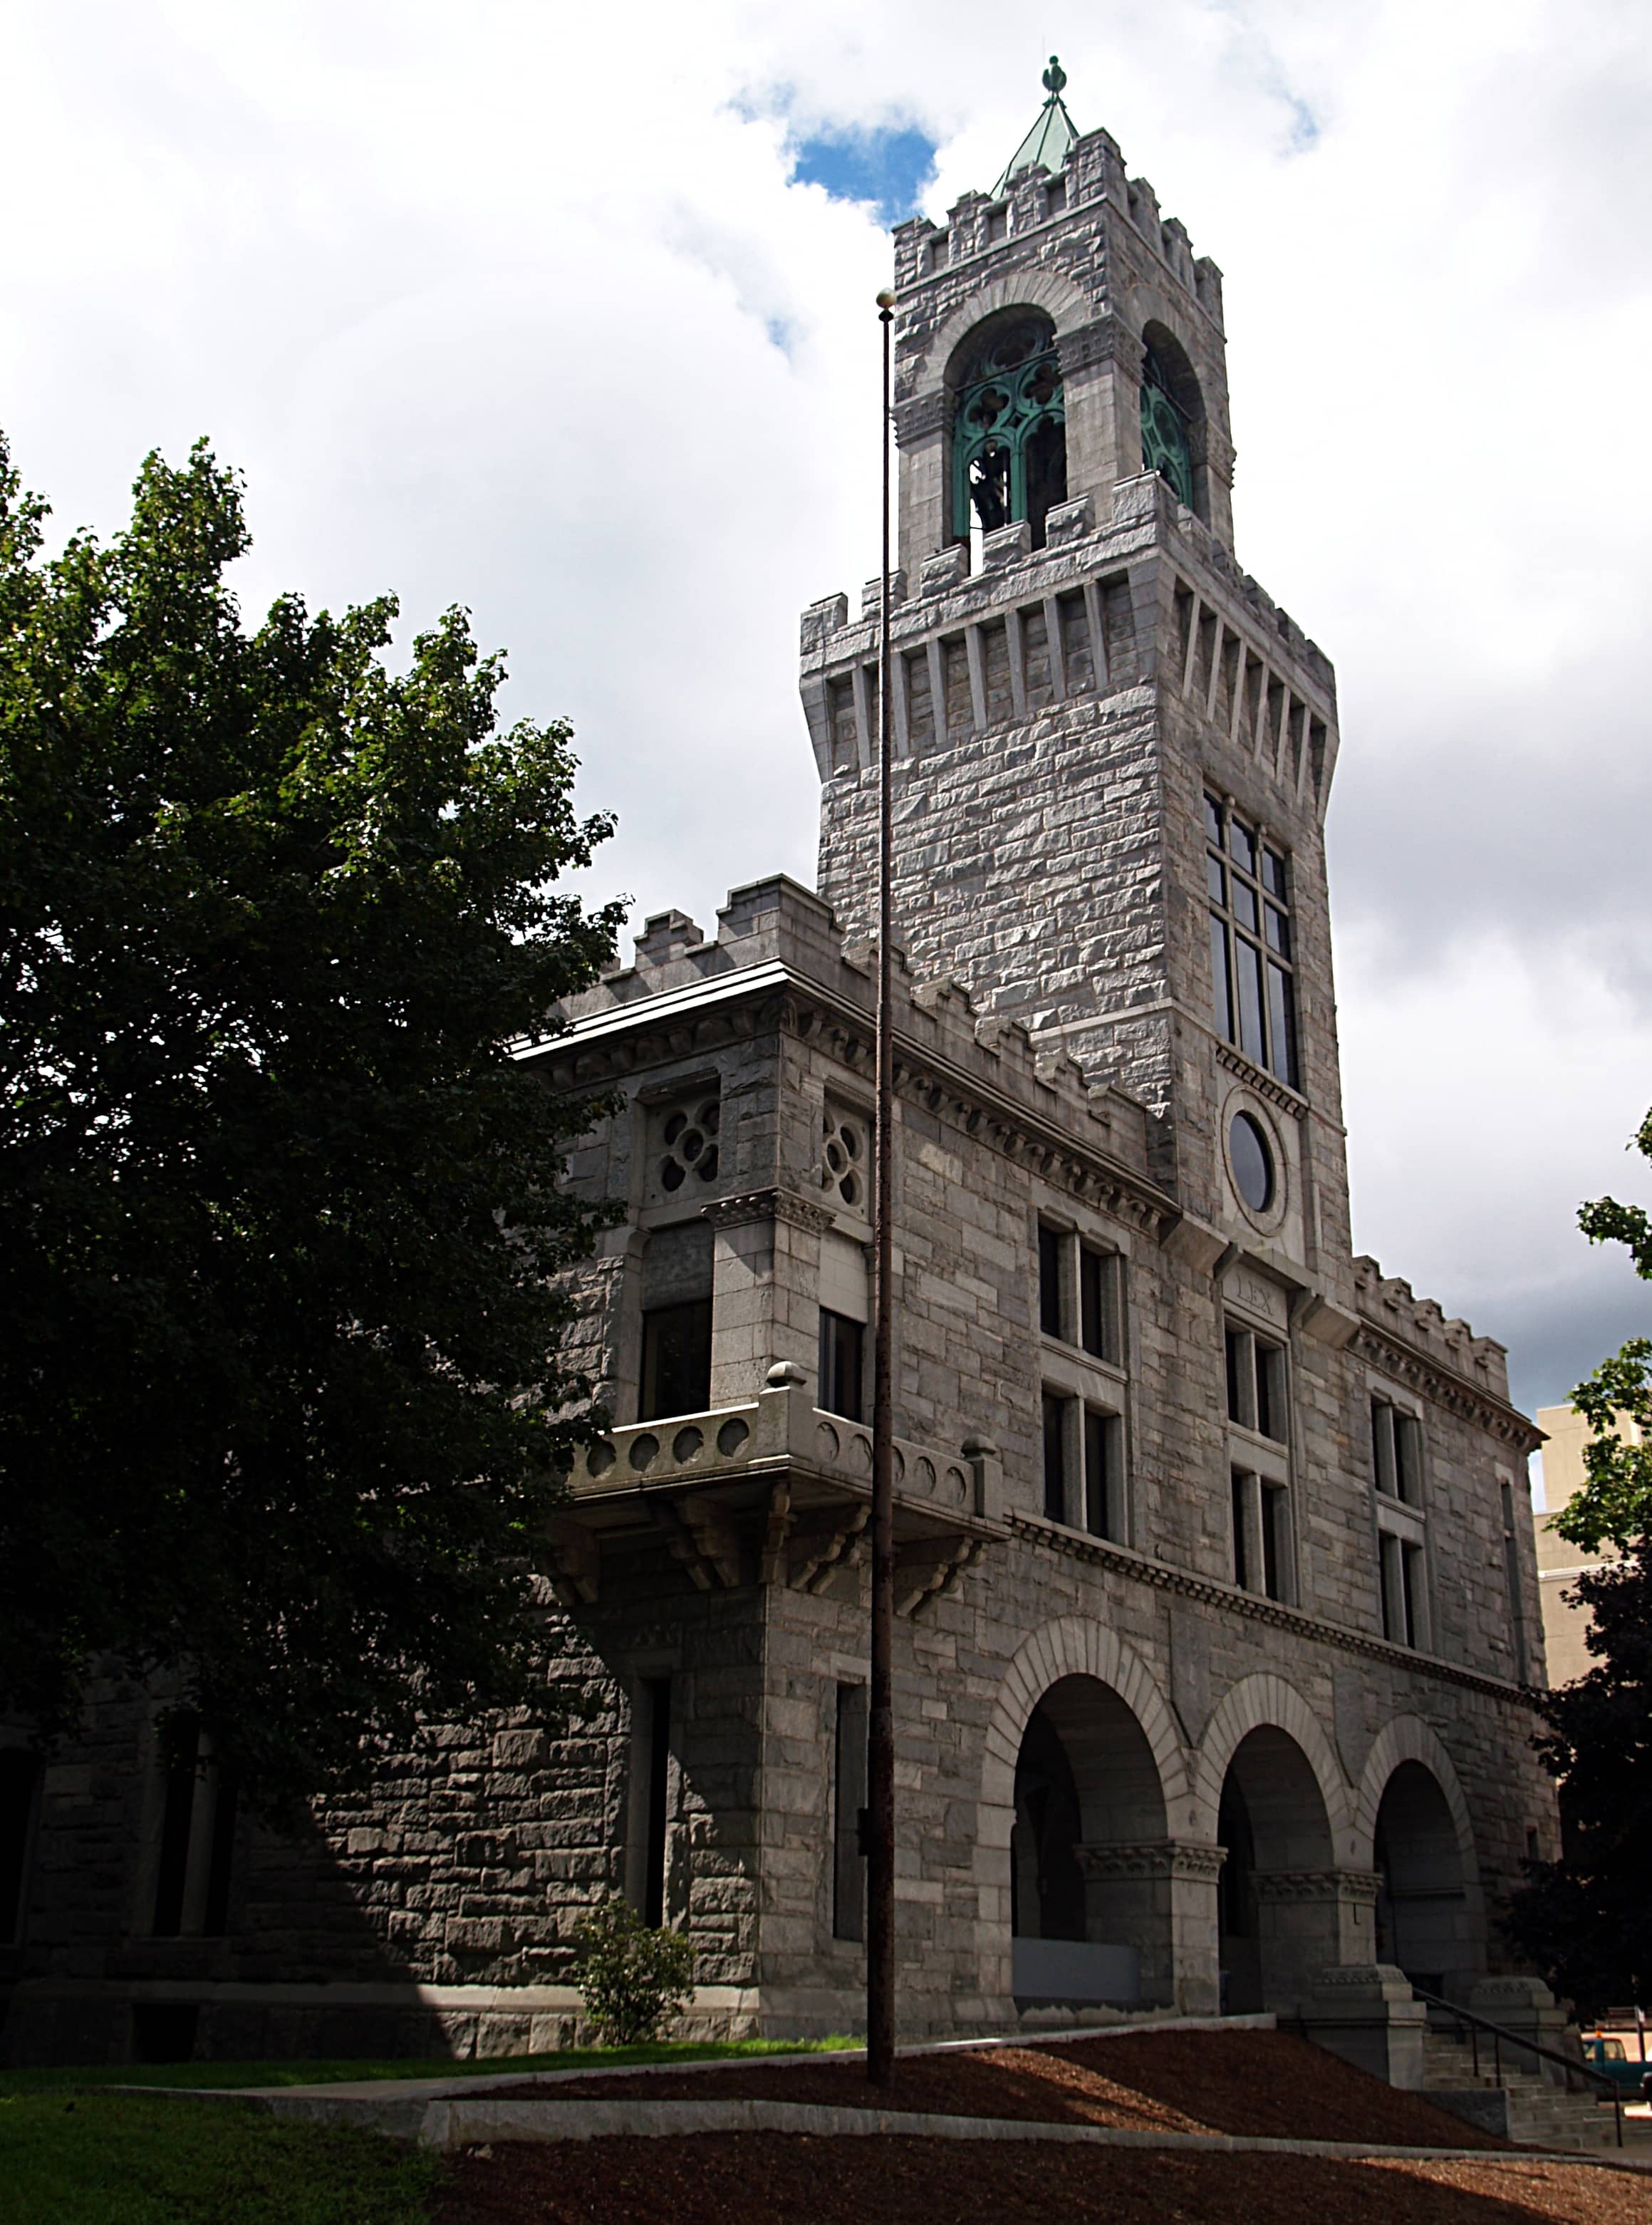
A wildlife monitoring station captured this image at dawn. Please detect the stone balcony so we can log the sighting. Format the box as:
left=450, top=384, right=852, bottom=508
left=542, top=1363, right=1007, bottom=1617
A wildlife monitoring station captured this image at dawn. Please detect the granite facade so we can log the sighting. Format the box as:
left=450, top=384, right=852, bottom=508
left=0, top=111, right=1557, bottom=2068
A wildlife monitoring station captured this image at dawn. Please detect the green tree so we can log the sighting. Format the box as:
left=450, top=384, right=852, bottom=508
left=0, top=433, right=623, bottom=1802
left=1501, top=1540, right=1652, bottom=2014
left=1556, top=1108, right=1652, bottom=1554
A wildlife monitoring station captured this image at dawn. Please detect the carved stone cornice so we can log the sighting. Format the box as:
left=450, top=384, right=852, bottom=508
left=1351, top=1324, right=1542, bottom=1452
left=1008, top=1511, right=1544, bottom=1711
left=1254, top=1868, right=1381, bottom=1906
left=893, top=392, right=947, bottom=446
left=1075, top=1837, right=1225, bottom=1884
left=701, top=1186, right=836, bottom=1235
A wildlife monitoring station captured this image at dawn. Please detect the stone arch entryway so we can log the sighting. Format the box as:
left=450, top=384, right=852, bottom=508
left=980, top=1619, right=1202, bottom=2012
left=1215, top=1726, right=1335, bottom=2011
left=1195, top=1679, right=1362, bottom=2015
left=1012, top=1674, right=1170, bottom=2005
left=1357, top=1721, right=1483, bottom=1997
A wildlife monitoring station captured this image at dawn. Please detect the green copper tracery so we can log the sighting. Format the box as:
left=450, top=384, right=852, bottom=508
left=1141, top=347, right=1195, bottom=508
left=952, top=320, right=1066, bottom=546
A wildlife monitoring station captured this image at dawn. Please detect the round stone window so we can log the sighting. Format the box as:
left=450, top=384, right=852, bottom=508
left=1230, top=1112, right=1274, bottom=1214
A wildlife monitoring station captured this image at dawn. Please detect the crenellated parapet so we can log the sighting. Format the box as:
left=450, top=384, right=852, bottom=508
left=1351, top=1255, right=1536, bottom=1448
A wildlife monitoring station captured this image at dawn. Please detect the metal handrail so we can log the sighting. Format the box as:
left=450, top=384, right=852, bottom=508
left=1413, top=1984, right=1623, bottom=2149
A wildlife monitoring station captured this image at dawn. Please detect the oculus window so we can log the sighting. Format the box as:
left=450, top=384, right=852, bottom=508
left=1207, top=795, right=1298, bottom=1088
left=1229, top=1114, right=1274, bottom=1215
left=952, top=317, right=1066, bottom=551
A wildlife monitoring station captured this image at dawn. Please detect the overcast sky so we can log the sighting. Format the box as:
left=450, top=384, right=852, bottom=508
left=5, top=0, right=1649, bottom=1445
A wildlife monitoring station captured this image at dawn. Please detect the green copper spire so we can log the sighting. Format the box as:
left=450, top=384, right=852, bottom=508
left=992, top=56, right=1079, bottom=197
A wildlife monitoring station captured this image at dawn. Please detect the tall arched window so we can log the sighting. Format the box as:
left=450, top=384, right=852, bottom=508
left=952, top=316, right=1066, bottom=551
left=1140, top=340, right=1195, bottom=508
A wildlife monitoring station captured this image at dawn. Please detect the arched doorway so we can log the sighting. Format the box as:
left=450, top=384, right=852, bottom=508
left=1373, top=1760, right=1467, bottom=1994
left=1217, top=1725, right=1333, bottom=2012
left=1012, top=1674, right=1168, bottom=2007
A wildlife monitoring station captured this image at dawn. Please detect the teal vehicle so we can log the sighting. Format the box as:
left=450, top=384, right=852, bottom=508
left=1581, top=2033, right=1652, bottom=2102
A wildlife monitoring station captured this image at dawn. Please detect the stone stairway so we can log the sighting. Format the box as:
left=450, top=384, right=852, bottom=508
left=1422, top=2028, right=1636, bottom=2152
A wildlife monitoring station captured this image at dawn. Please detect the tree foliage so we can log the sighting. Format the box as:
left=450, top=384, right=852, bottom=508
left=1557, top=1106, right=1652, bottom=1553
left=0, top=432, right=624, bottom=1802
left=1501, top=1541, right=1652, bottom=2014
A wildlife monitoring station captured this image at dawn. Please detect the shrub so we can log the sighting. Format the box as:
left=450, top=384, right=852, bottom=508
left=571, top=1899, right=695, bottom=2044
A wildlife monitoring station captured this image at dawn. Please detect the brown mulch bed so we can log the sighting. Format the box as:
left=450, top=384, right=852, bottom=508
left=435, top=2135, right=1652, bottom=2225
left=467, top=2028, right=1510, bottom=2150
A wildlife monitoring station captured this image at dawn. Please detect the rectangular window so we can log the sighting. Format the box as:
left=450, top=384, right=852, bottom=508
left=1042, top=1391, right=1071, bottom=1523
left=1038, top=1223, right=1066, bottom=1339
left=819, top=1309, right=865, bottom=1423
left=1231, top=1471, right=1250, bottom=1590
left=1205, top=794, right=1299, bottom=1087
left=833, top=1684, right=868, bottom=1942
left=1401, top=1542, right=1423, bottom=1648
left=1084, top=1409, right=1123, bottom=1542
left=1079, top=1246, right=1118, bottom=1362
left=1378, top=1535, right=1425, bottom=1648
left=639, top=1300, right=712, bottom=1421
left=1260, top=1483, right=1287, bottom=1602
left=1500, top=1480, right=1529, bottom=1683
left=1226, top=1324, right=1287, bottom=1441
left=152, top=1718, right=236, bottom=1940
left=643, top=1678, right=672, bottom=1928
left=0, top=1752, right=41, bottom=1946
left=1371, top=1399, right=1423, bottom=1503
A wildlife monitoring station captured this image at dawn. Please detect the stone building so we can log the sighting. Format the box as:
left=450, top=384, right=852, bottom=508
left=1, top=73, right=1557, bottom=2068
left=1534, top=1403, right=1633, bottom=1689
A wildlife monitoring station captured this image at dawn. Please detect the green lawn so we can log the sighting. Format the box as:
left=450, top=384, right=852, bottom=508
left=0, top=2030, right=859, bottom=2092
left=0, top=2035, right=861, bottom=2223
left=0, top=2091, right=442, bottom=2225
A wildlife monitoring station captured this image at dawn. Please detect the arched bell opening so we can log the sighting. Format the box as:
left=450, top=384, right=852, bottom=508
left=1216, top=1725, right=1334, bottom=2013
left=1373, top=1760, right=1472, bottom=1996
left=1010, top=1673, right=1170, bottom=2008
left=1138, top=321, right=1204, bottom=519
left=949, top=310, right=1067, bottom=560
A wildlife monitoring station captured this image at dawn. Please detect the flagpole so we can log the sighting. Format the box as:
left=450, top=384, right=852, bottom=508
left=866, top=284, right=897, bottom=2089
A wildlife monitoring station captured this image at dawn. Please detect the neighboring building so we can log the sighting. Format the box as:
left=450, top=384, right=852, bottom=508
left=1534, top=1403, right=1634, bottom=1689
left=1, top=71, right=1557, bottom=2068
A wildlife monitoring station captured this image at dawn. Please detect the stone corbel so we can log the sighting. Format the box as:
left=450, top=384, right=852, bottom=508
left=543, top=1518, right=599, bottom=1608
left=652, top=1497, right=742, bottom=1591
left=1294, top=1292, right=1362, bottom=1350
left=894, top=1535, right=984, bottom=1619
left=790, top=1505, right=870, bottom=1594
left=1161, top=1211, right=1230, bottom=1276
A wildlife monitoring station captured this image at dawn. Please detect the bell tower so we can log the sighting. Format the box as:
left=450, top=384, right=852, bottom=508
left=800, top=61, right=1354, bottom=1290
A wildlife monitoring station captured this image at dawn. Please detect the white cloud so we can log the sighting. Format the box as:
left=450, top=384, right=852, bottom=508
left=4, top=0, right=1648, bottom=1409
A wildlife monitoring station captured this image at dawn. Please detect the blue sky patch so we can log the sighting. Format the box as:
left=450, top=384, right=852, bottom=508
left=791, top=124, right=938, bottom=227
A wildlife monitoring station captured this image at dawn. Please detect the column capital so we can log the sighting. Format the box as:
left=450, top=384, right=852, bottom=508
left=701, top=1187, right=836, bottom=1235
left=1074, top=1837, right=1226, bottom=1883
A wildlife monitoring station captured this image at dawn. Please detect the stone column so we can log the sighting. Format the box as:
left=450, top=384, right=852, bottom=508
left=1074, top=1839, right=1224, bottom=2014
left=1253, top=1868, right=1381, bottom=2008
left=702, top=1190, right=835, bottom=1409
left=1297, top=1964, right=1426, bottom=2089
left=1056, top=316, right=1143, bottom=514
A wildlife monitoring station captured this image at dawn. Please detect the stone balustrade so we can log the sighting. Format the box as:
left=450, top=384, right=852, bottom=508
left=567, top=1363, right=1002, bottom=1526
